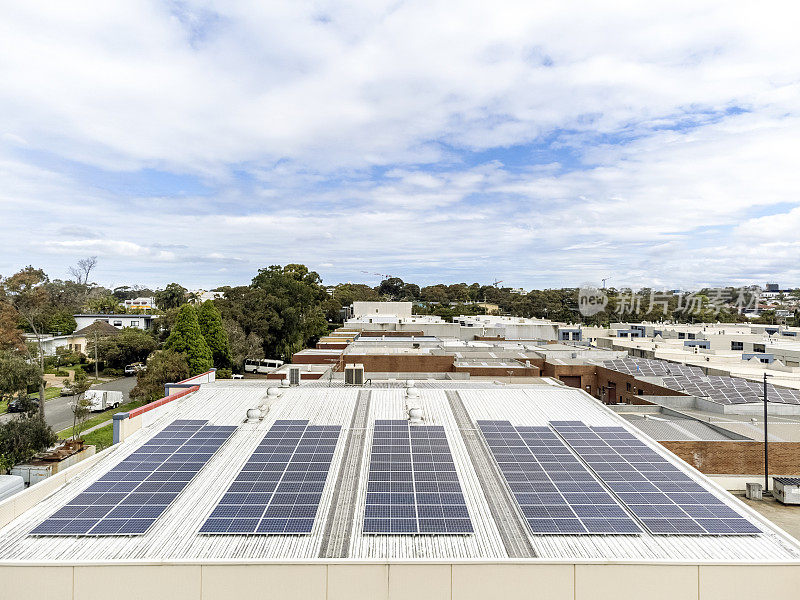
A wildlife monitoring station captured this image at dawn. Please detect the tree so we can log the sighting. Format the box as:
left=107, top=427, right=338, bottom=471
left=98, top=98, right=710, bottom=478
left=47, top=310, right=77, bottom=335
left=164, top=304, right=213, bottom=375
left=0, top=267, right=52, bottom=419
left=68, top=370, right=92, bottom=441
left=332, top=283, right=380, bottom=306
left=85, top=295, right=121, bottom=314
left=197, top=300, right=231, bottom=368
left=224, top=318, right=264, bottom=372
left=131, top=350, right=190, bottom=404
left=91, top=328, right=157, bottom=369
left=0, top=416, right=57, bottom=473
left=0, top=350, right=40, bottom=403
left=68, top=256, right=98, bottom=285
left=155, top=283, right=188, bottom=310
left=421, top=285, right=448, bottom=304
left=377, top=277, right=405, bottom=300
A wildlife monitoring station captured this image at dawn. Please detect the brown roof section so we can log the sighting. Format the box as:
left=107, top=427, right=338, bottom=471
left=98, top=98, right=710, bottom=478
left=73, top=320, right=122, bottom=337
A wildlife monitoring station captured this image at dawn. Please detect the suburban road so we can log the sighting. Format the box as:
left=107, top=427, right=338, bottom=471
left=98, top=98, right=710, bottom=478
left=1, top=377, right=137, bottom=433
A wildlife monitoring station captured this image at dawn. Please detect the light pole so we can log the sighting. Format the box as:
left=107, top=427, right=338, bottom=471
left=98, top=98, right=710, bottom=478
left=763, top=372, right=772, bottom=493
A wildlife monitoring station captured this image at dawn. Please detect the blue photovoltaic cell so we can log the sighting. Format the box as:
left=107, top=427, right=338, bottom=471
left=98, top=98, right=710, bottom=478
left=200, top=420, right=340, bottom=534
left=549, top=421, right=761, bottom=535
left=364, top=420, right=472, bottom=534
left=478, top=420, right=642, bottom=535
left=30, top=420, right=236, bottom=536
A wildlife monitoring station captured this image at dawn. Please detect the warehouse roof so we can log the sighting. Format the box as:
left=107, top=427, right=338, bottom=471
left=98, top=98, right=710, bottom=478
left=0, top=382, right=798, bottom=564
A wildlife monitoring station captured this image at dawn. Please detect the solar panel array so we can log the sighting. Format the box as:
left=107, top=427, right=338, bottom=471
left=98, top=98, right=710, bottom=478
left=478, top=421, right=642, bottom=534
left=364, top=420, right=473, bottom=534
left=551, top=421, right=761, bottom=535
left=31, top=420, right=235, bottom=536
left=603, top=357, right=800, bottom=405
left=200, top=420, right=340, bottom=534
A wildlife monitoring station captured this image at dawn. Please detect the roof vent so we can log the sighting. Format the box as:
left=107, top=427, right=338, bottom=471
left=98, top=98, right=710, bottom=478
left=266, top=387, right=281, bottom=398
left=246, top=408, right=261, bottom=423
left=408, top=407, right=424, bottom=424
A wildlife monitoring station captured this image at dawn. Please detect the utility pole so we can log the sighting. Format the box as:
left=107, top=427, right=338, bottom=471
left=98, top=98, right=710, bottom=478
left=94, top=330, right=99, bottom=380
left=763, top=372, right=771, bottom=493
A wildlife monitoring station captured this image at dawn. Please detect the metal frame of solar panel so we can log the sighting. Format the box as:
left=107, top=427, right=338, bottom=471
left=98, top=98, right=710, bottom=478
left=363, top=419, right=472, bottom=534
left=30, top=420, right=236, bottom=536
left=550, top=421, right=760, bottom=535
left=200, top=419, right=340, bottom=535
left=478, top=420, right=641, bottom=535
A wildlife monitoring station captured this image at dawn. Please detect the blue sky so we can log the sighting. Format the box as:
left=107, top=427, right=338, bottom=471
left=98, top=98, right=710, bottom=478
left=1, top=1, right=800, bottom=291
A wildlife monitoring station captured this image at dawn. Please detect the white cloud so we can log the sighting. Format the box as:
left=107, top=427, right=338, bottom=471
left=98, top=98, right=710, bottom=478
left=0, top=1, right=799, bottom=288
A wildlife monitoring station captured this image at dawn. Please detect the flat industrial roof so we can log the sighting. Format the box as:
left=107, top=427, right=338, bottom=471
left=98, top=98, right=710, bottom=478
left=1, top=382, right=798, bottom=564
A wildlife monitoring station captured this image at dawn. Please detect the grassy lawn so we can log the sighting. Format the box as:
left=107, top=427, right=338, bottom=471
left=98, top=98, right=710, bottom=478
left=57, top=398, right=146, bottom=440
left=79, top=423, right=114, bottom=451
left=27, top=387, right=62, bottom=401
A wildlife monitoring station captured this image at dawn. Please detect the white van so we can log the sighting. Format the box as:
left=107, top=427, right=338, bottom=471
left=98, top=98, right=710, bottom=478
left=244, top=358, right=284, bottom=374
left=84, top=389, right=124, bottom=412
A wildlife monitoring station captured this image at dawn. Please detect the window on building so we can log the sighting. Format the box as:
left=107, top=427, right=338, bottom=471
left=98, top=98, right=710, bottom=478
left=113, top=320, right=123, bottom=327
left=760, top=358, right=770, bottom=364
left=754, top=344, right=766, bottom=353
left=626, top=382, right=631, bottom=391
left=731, top=341, right=743, bottom=351
left=678, top=333, right=685, bottom=339
left=74, top=344, right=81, bottom=353
left=131, top=321, right=139, bottom=327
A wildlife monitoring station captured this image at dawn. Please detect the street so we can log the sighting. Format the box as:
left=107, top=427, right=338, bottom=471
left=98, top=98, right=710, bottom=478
left=0, top=377, right=137, bottom=433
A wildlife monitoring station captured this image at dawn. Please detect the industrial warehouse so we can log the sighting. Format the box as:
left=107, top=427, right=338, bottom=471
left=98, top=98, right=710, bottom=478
left=1, top=373, right=799, bottom=599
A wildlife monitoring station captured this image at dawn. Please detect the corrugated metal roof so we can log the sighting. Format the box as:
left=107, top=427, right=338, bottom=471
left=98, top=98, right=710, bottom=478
left=0, top=382, right=799, bottom=564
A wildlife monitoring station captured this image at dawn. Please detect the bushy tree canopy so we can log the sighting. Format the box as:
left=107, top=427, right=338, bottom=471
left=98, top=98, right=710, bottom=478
left=197, top=300, right=231, bottom=368
left=164, top=304, right=213, bottom=375
left=0, top=416, right=57, bottom=473
left=131, top=349, right=191, bottom=404
left=92, top=327, right=157, bottom=368
left=155, top=283, right=188, bottom=310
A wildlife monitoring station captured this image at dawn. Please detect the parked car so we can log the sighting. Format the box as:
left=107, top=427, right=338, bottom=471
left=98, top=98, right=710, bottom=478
left=124, top=363, right=146, bottom=376
left=7, top=396, right=38, bottom=413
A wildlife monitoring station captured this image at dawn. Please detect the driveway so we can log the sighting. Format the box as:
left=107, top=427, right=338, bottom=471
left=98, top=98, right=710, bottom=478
left=1, top=377, right=137, bottom=433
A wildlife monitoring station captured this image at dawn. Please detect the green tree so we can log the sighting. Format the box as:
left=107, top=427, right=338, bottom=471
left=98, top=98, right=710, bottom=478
left=68, top=370, right=92, bottom=441
left=85, top=294, right=121, bottom=314
left=164, top=304, right=213, bottom=375
left=155, top=283, right=188, bottom=310
left=224, top=318, right=264, bottom=372
left=131, top=350, right=191, bottom=404
left=0, top=266, right=52, bottom=419
left=197, top=300, right=231, bottom=368
left=47, top=310, right=77, bottom=334
left=0, top=350, right=40, bottom=403
left=91, top=328, right=157, bottom=369
left=377, top=277, right=405, bottom=300
left=0, top=416, right=57, bottom=473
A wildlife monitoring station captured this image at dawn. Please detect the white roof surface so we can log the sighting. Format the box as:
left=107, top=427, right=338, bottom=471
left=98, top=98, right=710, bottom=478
left=1, top=381, right=799, bottom=564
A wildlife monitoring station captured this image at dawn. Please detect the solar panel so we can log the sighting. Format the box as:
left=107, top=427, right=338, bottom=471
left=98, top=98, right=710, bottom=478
left=478, top=420, right=642, bottom=535
left=30, top=420, right=236, bottom=536
left=604, top=357, right=800, bottom=406
left=363, top=419, right=472, bottom=534
left=550, top=422, right=760, bottom=535
left=200, top=419, right=340, bottom=534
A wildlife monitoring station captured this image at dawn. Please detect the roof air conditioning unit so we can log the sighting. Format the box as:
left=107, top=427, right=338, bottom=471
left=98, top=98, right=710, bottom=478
left=289, top=367, right=300, bottom=386
left=344, top=363, right=365, bottom=385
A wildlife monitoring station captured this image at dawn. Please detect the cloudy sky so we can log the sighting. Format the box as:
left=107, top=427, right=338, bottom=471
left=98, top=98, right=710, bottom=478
left=2, top=1, right=799, bottom=290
